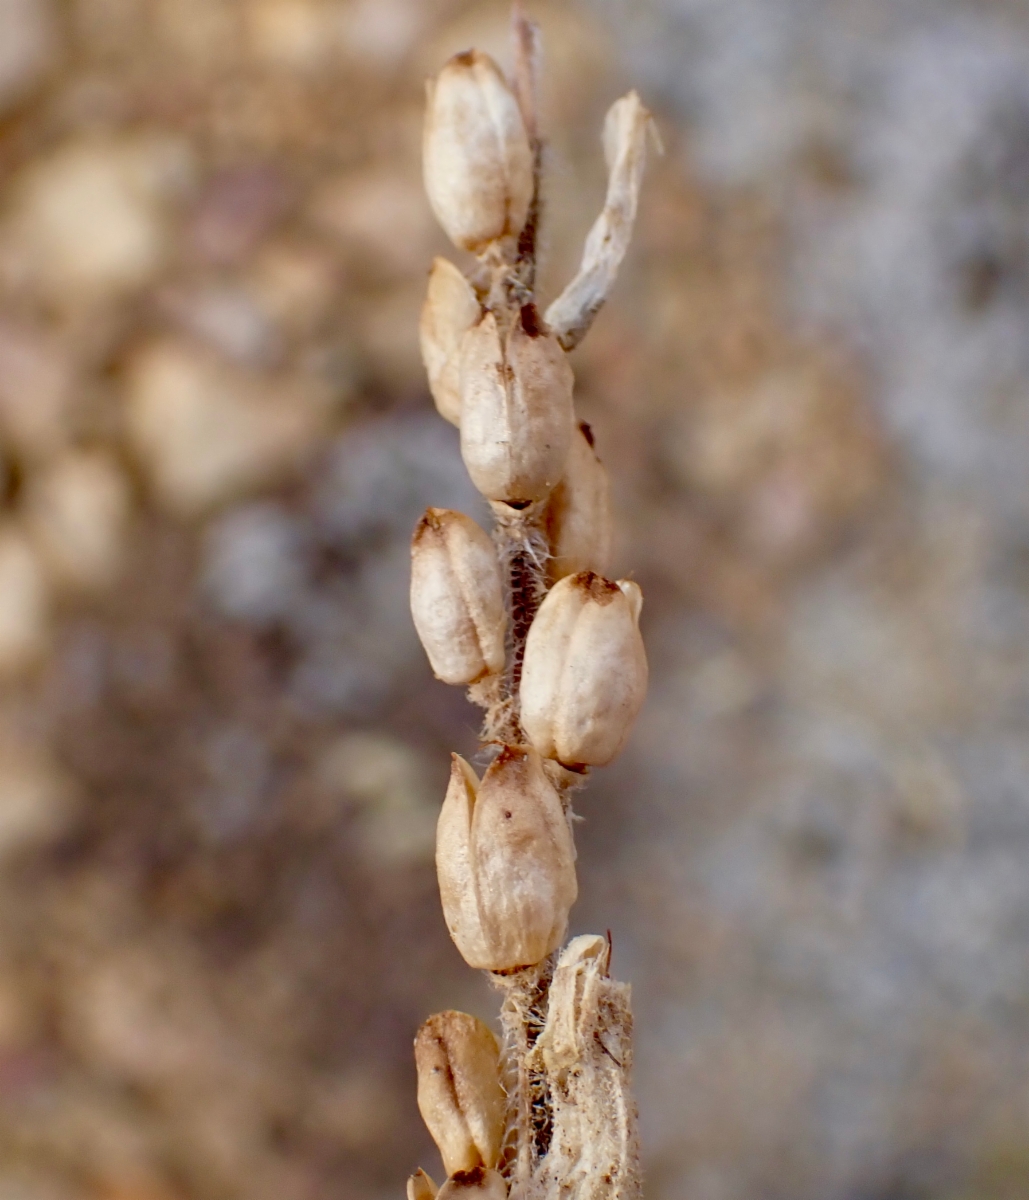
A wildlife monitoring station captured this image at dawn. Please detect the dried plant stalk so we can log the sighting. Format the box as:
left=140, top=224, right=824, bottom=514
left=408, top=10, right=652, bottom=1200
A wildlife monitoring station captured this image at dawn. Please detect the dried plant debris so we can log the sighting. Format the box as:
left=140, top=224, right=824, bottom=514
left=408, top=13, right=649, bottom=1200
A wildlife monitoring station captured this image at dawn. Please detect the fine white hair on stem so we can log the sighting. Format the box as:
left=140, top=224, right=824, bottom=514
left=545, top=92, right=658, bottom=352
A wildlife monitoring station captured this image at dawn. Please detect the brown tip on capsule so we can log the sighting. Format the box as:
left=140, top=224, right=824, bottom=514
left=520, top=573, right=648, bottom=767
left=437, top=1168, right=508, bottom=1200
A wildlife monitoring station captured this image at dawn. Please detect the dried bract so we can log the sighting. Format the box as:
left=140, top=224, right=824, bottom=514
left=411, top=508, right=506, bottom=685
left=436, top=748, right=577, bottom=971
left=408, top=1169, right=440, bottom=1200
left=415, top=1011, right=506, bottom=1175
left=521, top=572, right=647, bottom=767
left=420, top=258, right=480, bottom=426
left=543, top=422, right=612, bottom=583
left=423, top=50, right=533, bottom=253
left=545, top=92, right=654, bottom=351
left=459, top=308, right=574, bottom=503
left=436, top=1168, right=508, bottom=1200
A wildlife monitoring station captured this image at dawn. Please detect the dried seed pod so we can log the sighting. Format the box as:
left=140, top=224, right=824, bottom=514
left=521, top=572, right=647, bottom=767
left=411, top=508, right=506, bottom=685
left=420, top=258, right=480, bottom=426
left=436, top=1168, right=508, bottom=1200
left=543, top=422, right=613, bottom=583
left=459, top=308, right=574, bottom=504
left=415, top=1011, right=506, bottom=1175
left=437, top=747, right=577, bottom=971
left=423, top=50, right=533, bottom=253
left=408, top=1169, right=440, bottom=1200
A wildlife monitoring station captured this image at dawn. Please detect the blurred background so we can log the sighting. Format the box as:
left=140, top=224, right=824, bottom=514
left=0, top=0, right=1027, bottom=1197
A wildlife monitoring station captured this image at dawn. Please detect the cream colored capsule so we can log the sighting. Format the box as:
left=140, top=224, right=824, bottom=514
left=436, top=747, right=578, bottom=971
left=424, top=50, right=533, bottom=253
left=420, top=258, right=480, bottom=426
left=411, top=508, right=506, bottom=685
left=436, top=1168, right=508, bottom=1200
left=415, top=1011, right=506, bottom=1175
left=543, top=421, right=613, bottom=582
left=408, top=1169, right=439, bottom=1200
left=459, top=308, right=574, bottom=504
left=521, top=572, right=647, bottom=767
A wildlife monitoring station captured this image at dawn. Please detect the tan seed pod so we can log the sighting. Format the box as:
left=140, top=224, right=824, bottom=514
left=459, top=308, right=574, bottom=504
left=521, top=572, right=647, bottom=767
left=436, top=1168, right=508, bottom=1200
left=423, top=50, right=533, bottom=253
left=420, top=258, right=480, bottom=426
left=415, top=1011, right=506, bottom=1175
left=408, top=1169, right=440, bottom=1200
left=543, top=422, right=613, bottom=583
left=411, top=508, right=506, bottom=685
left=436, top=747, right=578, bottom=971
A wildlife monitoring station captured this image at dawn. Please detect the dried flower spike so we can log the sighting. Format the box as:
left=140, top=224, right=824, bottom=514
left=410, top=508, right=506, bottom=685
left=459, top=307, right=574, bottom=504
left=436, top=748, right=577, bottom=971
left=421, top=258, right=481, bottom=426
left=521, top=572, right=647, bottom=767
left=415, top=1011, right=506, bottom=1175
left=423, top=50, right=534, bottom=254
left=543, top=422, right=613, bottom=583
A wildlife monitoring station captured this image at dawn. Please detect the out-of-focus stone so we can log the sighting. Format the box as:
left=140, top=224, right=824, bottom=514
left=2, top=136, right=194, bottom=302
left=0, top=525, right=48, bottom=674
left=0, top=0, right=60, bottom=113
left=0, top=740, right=75, bottom=857
left=158, top=283, right=282, bottom=367
left=314, top=731, right=436, bottom=864
left=249, top=241, right=338, bottom=333
left=308, top=166, right=436, bottom=278
left=25, top=451, right=131, bottom=591
left=188, top=164, right=292, bottom=265
left=125, top=339, right=328, bottom=516
left=247, top=0, right=341, bottom=72
left=0, top=319, right=75, bottom=460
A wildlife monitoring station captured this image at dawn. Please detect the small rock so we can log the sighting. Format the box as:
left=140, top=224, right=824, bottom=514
left=246, top=0, right=341, bottom=72
left=2, top=136, right=194, bottom=301
left=314, top=731, right=436, bottom=865
left=202, top=502, right=308, bottom=623
left=0, top=525, right=48, bottom=674
left=125, top=339, right=327, bottom=516
left=0, top=0, right=59, bottom=114
left=24, top=451, right=131, bottom=591
left=0, top=740, right=74, bottom=857
left=308, top=166, right=436, bottom=277
left=0, top=319, right=75, bottom=460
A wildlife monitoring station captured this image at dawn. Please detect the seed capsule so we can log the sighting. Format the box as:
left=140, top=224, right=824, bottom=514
left=436, top=747, right=578, bottom=971
left=521, top=572, right=647, bottom=767
left=424, top=50, right=534, bottom=253
left=408, top=1169, right=439, bottom=1200
left=415, top=1011, right=506, bottom=1175
left=437, top=1168, right=508, bottom=1200
left=543, top=422, right=613, bottom=583
left=459, top=308, right=574, bottom=504
left=420, top=258, right=480, bottom=426
left=411, top=508, right=506, bottom=685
